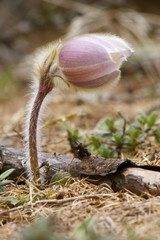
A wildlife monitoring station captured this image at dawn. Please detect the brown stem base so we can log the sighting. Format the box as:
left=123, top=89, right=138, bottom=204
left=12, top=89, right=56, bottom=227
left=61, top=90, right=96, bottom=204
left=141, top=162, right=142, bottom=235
left=29, top=82, right=53, bottom=182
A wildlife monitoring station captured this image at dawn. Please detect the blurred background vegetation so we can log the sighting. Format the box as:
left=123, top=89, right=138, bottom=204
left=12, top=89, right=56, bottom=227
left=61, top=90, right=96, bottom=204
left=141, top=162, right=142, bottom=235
left=0, top=0, right=160, bottom=101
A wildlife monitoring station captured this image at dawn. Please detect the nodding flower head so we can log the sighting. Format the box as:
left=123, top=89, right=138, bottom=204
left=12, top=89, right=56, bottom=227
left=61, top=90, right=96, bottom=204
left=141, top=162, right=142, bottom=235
left=57, top=34, right=133, bottom=89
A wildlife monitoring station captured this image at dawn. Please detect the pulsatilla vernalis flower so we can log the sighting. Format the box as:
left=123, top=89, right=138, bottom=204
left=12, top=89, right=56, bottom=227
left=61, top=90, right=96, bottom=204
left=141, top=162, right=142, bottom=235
left=58, top=34, right=133, bottom=89
left=26, top=33, right=133, bottom=181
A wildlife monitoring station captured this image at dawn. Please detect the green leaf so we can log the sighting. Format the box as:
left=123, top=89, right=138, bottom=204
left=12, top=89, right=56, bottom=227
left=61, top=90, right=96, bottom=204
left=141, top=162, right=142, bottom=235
left=137, top=113, right=148, bottom=125
left=125, top=136, right=139, bottom=151
left=114, top=118, right=125, bottom=129
left=68, top=128, right=80, bottom=144
left=98, top=144, right=115, bottom=158
left=105, top=119, right=116, bottom=133
left=112, top=132, right=124, bottom=147
left=95, top=117, right=116, bottom=132
left=0, top=169, right=15, bottom=181
left=0, top=196, right=23, bottom=206
left=89, top=136, right=101, bottom=149
left=50, top=172, right=72, bottom=186
left=127, top=126, right=141, bottom=138
left=147, top=112, right=158, bottom=128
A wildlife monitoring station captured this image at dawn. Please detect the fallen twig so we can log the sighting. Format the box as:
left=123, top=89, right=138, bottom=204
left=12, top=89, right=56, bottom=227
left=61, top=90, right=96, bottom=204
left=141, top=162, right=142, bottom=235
left=0, top=193, right=111, bottom=216
left=1, top=147, right=160, bottom=195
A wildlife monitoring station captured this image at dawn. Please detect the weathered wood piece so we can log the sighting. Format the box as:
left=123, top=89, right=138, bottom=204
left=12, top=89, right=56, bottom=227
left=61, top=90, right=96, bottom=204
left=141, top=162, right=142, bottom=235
left=1, top=147, right=160, bottom=195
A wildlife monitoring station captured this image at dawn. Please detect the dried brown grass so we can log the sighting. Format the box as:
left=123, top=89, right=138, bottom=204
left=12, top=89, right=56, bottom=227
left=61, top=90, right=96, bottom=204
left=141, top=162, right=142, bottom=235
left=1, top=175, right=160, bottom=239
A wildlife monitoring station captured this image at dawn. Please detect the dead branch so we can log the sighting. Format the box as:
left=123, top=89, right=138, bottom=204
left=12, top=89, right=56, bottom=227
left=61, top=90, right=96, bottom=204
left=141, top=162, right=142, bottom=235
left=1, top=147, right=160, bottom=195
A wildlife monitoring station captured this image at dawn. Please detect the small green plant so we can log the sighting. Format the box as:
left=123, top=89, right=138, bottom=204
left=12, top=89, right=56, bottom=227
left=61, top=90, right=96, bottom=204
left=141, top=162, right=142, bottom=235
left=66, top=112, right=160, bottom=158
left=0, top=169, right=28, bottom=206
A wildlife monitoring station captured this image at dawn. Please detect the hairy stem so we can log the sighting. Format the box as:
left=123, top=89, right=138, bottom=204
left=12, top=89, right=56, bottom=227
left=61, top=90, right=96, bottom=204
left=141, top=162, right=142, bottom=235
left=29, top=81, right=53, bottom=181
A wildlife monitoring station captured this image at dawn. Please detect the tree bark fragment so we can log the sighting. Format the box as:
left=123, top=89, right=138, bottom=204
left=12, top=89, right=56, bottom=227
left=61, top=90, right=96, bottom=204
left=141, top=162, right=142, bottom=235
left=1, top=147, right=160, bottom=195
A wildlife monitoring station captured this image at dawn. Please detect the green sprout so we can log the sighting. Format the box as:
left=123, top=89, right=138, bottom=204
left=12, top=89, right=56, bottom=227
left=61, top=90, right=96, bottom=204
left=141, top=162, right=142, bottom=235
left=65, top=112, right=160, bottom=158
left=0, top=168, right=15, bottom=193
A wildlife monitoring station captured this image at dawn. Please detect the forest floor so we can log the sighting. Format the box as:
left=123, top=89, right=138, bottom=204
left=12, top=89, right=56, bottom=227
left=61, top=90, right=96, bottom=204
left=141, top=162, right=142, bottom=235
left=1, top=79, right=160, bottom=240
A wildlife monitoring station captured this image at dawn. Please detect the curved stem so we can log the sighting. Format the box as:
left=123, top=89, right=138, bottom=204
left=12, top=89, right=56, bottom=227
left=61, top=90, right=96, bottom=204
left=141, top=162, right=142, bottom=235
left=29, top=82, right=53, bottom=182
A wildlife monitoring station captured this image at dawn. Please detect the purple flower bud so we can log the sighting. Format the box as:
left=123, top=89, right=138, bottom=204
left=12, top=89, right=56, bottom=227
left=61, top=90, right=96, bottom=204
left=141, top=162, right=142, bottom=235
left=58, top=34, right=133, bottom=89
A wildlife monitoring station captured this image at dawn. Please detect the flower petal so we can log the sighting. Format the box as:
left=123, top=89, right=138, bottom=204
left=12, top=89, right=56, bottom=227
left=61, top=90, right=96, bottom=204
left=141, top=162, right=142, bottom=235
left=58, top=33, right=133, bottom=90
left=69, top=70, right=121, bottom=88
left=59, top=38, right=110, bottom=68
left=61, top=59, right=117, bottom=82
